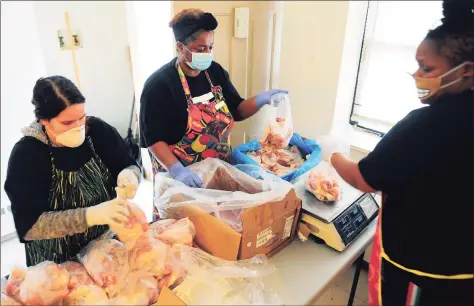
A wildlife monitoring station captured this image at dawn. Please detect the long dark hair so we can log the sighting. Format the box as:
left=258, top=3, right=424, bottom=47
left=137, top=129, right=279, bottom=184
left=424, top=0, right=474, bottom=66
left=32, top=76, right=85, bottom=120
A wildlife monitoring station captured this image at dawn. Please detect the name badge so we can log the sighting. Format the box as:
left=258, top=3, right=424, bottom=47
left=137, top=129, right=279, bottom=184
left=215, top=101, right=226, bottom=110
left=192, top=92, right=214, bottom=104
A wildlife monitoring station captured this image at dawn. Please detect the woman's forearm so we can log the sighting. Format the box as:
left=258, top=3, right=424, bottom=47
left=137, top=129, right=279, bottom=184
left=148, top=141, right=179, bottom=170
left=331, top=153, right=376, bottom=193
left=24, top=208, right=89, bottom=241
left=237, top=97, right=258, bottom=120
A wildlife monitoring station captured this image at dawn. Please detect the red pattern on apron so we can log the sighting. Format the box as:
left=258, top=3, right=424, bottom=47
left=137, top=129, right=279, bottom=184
left=368, top=212, right=382, bottom=305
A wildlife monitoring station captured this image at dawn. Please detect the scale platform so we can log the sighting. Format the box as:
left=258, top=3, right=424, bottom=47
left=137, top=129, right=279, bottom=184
left=293, top=168, right=379, bottom=251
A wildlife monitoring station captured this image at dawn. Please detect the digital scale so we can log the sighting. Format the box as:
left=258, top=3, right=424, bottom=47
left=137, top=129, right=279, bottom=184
left=293, top=169, right=380, bottom=252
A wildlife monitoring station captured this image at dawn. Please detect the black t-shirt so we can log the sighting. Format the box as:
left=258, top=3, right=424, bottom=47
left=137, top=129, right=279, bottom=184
left=139, top=58, right=244, bottom=148
left=4, top=116, right=138, bottom=242
left=359, top=91, right=473, bottom=275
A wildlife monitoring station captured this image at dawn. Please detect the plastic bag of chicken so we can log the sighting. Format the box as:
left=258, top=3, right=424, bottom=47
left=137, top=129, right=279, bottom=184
left=1, top=293, right=22, bottom=306
left=77, top=239, right=129, bottom=297
left=60, top=261, right=95, bottom=290
left=62, top=285, right=108, bottom=306
left=305, top=161, right=342, bottom=202
left=154, top=217, right=196, bottom=247
left=260, top=93, right=293, bottom=149
left=129, top=232, right=171, bottom=278
left=109, top=272, right=159, bottom=306
left=109, top=201, right=148, bottom=250
left=2, top=268, right=25, bottom=304
left=17, top=261, right=70, bottom=305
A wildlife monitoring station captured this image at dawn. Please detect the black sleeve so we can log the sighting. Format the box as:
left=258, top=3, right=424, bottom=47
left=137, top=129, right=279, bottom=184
left=139, top=81, right=176, bottom=147
left=4, top=139, right=52, bottom=242
left=358, top=112, right=421, bottom=193
left=215, top=63, right=244, bottom=120
left=87, top=117, right=138, bottom=183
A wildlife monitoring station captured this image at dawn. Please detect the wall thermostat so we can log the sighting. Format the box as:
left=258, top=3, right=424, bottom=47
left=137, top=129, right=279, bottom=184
left=234, top=7, right=249, bottom=39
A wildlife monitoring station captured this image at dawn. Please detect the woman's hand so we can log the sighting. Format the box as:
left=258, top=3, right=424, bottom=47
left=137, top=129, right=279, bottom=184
left=117, top=167, right=140, bottom=199
left=86, top=199, right=130, bottom=228
left=255, top=89, right=289, bottom=109
left=169, top=162, right=203, bottom=188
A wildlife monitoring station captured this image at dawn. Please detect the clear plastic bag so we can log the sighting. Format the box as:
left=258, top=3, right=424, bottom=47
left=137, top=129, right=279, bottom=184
left=109, top=272, right=159, bottom=306
left=305, top=161, right=343, bottom=202
left=154, top=218, right=196, bottom=247
left=77, top=239, right=129, bottom=297
left=18, top=261, right=70, bottom=305
left=62, top=285, right=108, bottom=306
left=60, top=261, right=95, bottom=290
left=170, top=245, right=281, bottom=305
left=1, top=293, right=22, bottom=306
left=109, top=201, right=148, bottom=250
left=3, top=268, right=25, bottom=303
left=155, top=158, right=293, bottom=232
left=129, top=232, right=171, bottom=277
left=261, top=93, right=293, bottom=149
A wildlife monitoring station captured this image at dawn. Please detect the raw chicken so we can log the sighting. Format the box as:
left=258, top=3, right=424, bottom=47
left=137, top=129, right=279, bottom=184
left=157, top=247, right=188, bottom=290
left=129, top=233, right=171, bottom=277
left=18, top=261, right=70, bottom=306
left=148, top=219, right=177, bottom=235
left=155, top=218, right=196, bottom=246
left=62, top=285, right=108, bottom=306
left=112, top=274, right=159, bottom=305
left=110, top=201, right=148, bottom=250
left=306, top=171, right=341, bottom=202
left=60, top=261, right=94, bottom=290
left=78, top=239, right=129, bottom=297
left=247, top=145, right=305, bottom=176
left=1, top=293, right=21, bottom=306
left=3, top=268, right=25, bottom=303
left=261, top=117, right=293, bottom=149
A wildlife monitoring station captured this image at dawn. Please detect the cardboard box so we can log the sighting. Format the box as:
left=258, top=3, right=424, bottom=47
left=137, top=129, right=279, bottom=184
left=155, top=287, right=186, bottom=305
left=164, top=188, right=302, bottom=261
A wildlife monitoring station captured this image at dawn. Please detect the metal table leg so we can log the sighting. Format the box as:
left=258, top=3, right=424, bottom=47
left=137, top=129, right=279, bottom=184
left=348, top=251, right=365, bottom=306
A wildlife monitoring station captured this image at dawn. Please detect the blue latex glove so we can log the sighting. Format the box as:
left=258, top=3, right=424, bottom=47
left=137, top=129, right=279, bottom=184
left=255, top=89, right=289, bottom=109
left=169, top=162, right=203, bottom=188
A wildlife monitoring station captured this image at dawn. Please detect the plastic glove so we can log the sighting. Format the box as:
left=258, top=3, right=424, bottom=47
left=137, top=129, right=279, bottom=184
left=317, top=135, right=350, bottom=163
left=117, top=168, right=139, bottom=199
left=169, top=162, right=203, bottom=188
left=86, top=198, right=130, bottom=228
left=255, top=89, right=289, bottom=109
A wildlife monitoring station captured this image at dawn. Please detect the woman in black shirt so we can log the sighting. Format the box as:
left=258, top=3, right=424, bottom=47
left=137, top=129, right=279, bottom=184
left=139, top=9, right=288, bottom=195
left=330, top=1, right=473, bottom=305
left=4, top=76, right=141, bottom=266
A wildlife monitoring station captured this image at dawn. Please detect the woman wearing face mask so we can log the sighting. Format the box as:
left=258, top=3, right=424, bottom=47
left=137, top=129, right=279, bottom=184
left=4, top=76, right=141, bottom=266
left=139, top=9, right=288, bottom=196
left=327, top=1, right=473, bottom=305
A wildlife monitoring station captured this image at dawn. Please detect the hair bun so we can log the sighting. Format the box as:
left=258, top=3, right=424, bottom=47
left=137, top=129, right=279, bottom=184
left=442, top=0, right=474, bottom=30
left=201, top=13, right=218, bottom=31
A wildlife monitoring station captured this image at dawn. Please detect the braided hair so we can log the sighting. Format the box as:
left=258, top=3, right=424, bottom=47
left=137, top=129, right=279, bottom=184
left=425, top=0, right=474, bottom=66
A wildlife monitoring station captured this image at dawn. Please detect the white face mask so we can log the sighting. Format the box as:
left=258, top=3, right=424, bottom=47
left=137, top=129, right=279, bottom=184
left=50, top=125, right=86, bottom=148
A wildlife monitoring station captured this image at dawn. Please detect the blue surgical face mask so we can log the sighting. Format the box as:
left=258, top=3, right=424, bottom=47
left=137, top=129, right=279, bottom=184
left=184, top=45, right=213, bottom=71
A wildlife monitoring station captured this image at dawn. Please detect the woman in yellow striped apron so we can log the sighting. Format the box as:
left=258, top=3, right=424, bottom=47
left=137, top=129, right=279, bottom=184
left=329, top=1, right=473, bottom=304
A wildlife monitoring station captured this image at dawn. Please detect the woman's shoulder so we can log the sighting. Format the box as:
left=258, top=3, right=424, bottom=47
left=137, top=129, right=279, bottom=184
left=8, top=136, right=50, bottom=169
left=143, top=58, right=178, bottom=91
left=86, top=116, right=119, bottom=137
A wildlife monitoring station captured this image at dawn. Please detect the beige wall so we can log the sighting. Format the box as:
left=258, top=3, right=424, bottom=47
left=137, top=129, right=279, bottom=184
left=278, top=1, right=350, bottom=139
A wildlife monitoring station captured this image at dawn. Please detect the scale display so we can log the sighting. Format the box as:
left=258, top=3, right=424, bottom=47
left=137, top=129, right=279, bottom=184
left=333, top=193, right=378, bottom=246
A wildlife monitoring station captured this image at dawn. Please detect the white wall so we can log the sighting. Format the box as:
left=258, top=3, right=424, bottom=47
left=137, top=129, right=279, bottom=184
left=1, top=1, right=47, bottom=237
left=278, top=1, right=350, bottom=139
left=34, top=1, right=134, bottom=136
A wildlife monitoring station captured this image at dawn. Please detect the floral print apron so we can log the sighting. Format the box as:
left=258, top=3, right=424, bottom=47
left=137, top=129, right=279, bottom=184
left=150, top=62, right=235, bottom=221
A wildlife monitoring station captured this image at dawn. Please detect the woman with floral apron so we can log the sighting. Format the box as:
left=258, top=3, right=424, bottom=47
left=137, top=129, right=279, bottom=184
left=5, top=76, right=141, bottom=266
left=139, top=9, right=288, bottom=221
left=327, top=1, right=473, bottom=304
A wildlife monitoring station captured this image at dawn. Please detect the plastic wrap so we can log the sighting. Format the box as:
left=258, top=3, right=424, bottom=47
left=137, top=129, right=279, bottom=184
left=170, top=245, right=281, bottom=305
left=77, top=239, right=129, bottom=297
left=261, top=93, right=293, bottom=149
left=155, top=218, right=196, bottom=247
left=17, top=261, right=70, bottom=305
left=1, top=293, right=22, bottom=306
left=60, top=261, right=95, bottom=290
left=231, top=133, right=322, bottom=182
left=109, top=201, right=148, bottom=250
left=129, top=232, right=171, bottom=277
left=62, top=285, right=108, bottom=306
left=109, top=273, right=159, bottom=306
left=305, top=161, right=342, bottom=202
left=3, top=268, right=25, bottom=303
left=154, top=158, right=293, bottom=232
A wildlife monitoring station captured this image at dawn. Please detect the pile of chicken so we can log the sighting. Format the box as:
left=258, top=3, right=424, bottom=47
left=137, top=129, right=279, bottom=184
left=305, top=170, right=341, bottom=202
left=247, top=143, right=305, bottom=177
left=2, top=202, right=196, bottom=306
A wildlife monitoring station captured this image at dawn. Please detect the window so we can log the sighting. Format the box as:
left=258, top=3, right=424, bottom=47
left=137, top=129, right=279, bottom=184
left=350, top=1, right=443, bottom=135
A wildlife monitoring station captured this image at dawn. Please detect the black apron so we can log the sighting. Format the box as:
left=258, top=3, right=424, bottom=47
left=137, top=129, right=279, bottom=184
left=25, top=137, right=114, bottom=266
